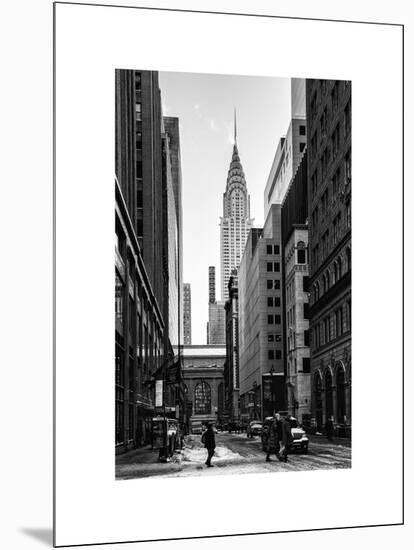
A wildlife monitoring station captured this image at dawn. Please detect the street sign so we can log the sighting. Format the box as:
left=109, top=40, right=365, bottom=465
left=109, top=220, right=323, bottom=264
left=155, top=380, right=163, bottom=407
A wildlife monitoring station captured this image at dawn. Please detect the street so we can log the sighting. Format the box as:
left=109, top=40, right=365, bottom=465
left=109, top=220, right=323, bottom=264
left=116, top=432, right=351, bottom=480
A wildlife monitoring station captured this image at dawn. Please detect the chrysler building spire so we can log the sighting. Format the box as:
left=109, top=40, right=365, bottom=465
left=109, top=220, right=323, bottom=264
left=219, top=113, right=254, bottom=301
left=234, top=107, right=237, bottom=145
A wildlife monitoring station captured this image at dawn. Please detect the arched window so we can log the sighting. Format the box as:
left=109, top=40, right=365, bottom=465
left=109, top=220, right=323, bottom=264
left=194, top=381, right=211, bottom=414
left=314, top=373, right=323, bottom=430
left=322, top=274, right=327, bottom=294
left=346, top=247, right=351, bottom=272
left=333, top=262, right=338, bottom=284
left=325, top=270, right=330, bottom=290
left=336, top=366, right=346, bottom=424
left=325, top=369, right=333, bottom=421
left=297, top=241, right=307, bottom=264
left=337, top=256, right=342, bottom=279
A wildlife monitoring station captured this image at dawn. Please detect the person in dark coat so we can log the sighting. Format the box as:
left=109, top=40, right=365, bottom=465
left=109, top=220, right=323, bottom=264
left=265, top=413, right=280, bottom=462
left=202, top=423, right=216, bottom=467
left=325, top=416, right=334, bottom=442
left=279, top=415, right=293, bottom=462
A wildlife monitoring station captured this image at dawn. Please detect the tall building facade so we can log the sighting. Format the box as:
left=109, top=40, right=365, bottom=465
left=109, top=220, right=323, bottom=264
left=115, top=69, right=184, bottom=453
left=207, top=266, right=226, bottom=345
left=284, top=227, right=311, bottom=423
left=281, top=151, right=311, bottom=425
left=238, top=207, right=285, bottom=423
left=183, top=283, right=192, bottom=345
left=220, top=119, right=253, bottom=301
left=224, top=269, right=240, bottom=422
left=306, top=79, right=352, bottom=436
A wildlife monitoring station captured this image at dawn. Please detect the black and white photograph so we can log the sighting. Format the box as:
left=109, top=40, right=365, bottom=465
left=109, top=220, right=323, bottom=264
left=48, top=2, right=404, bottom=546
left=114, top=71, right=352, bottom=480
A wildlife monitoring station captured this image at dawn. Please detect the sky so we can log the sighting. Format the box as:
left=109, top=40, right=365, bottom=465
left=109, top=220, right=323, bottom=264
left=159, top=71, right=292, bottom=345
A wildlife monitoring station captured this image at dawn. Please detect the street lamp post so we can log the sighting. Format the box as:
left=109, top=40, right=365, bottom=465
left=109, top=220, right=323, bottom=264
left=270, top=365, right=276, bottom=415
left=252, top=381, right=257, bottom=420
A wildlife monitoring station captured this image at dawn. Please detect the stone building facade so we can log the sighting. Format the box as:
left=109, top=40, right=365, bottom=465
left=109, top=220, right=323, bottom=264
left=306, top=79, right=352, bottom=435
left=177, top=346, right=226, bottom=433
left=281, top=150, right=311, bottom=425
left=284, top=227, right=311, bottom=424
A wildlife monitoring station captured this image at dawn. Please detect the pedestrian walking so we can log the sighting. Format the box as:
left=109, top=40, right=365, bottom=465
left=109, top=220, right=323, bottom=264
left=202, top=423, right=216, bottom=467
left=326, top=416, right=334, bottom=442
left=279, top=415, right=293, bottom=462
left=265, top=413, right=280, bottom=462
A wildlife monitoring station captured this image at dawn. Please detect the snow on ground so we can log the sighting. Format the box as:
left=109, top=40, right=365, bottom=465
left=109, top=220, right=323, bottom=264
left=183, top=445, right=243, bottom=464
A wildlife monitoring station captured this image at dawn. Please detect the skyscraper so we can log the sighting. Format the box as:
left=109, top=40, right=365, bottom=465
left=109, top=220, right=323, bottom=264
left=220, top=113, right=253, bottom=301
left=207, top=266, right=226, bottom=345
left=183, top=283, right=192, bottom=345
left=208, top=266, right=216, bottom=304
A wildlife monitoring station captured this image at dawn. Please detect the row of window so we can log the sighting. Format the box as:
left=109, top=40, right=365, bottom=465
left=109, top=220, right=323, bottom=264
left=268, top=296, right=281, bottom=308
left=266, top=244, right=280, bottom=255
left=312, top=247, right=351, bottom=303
left=311, top=150, right=351, bottom=198
left=310, top=103, right=351, bottom=164
left=312, top=300, right=351, bottom=349
left=267, top=262, right=280, bottom=272
left=311, top=217, right=351, bottom=270
left=267, top=279, right=281, bottom=290
left=310, top=80, right=350, bottom=124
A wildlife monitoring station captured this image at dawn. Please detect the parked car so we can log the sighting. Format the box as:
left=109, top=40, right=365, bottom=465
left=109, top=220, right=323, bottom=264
left=246, top=421, right=263, bottom=438
left=261, top=416, right=309, bottom=453
left=288, top=417, right=309, bottom=453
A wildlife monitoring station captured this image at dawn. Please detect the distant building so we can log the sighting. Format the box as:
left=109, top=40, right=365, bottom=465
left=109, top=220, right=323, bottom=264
left=183, top=283, right=192, bottom=345
left=306, top=79, right=351, bottom=435
left=207, top=266, right=226, bottom=345
left=208, top=301, right=226, bottom=345
left=220, top=114, right=253, bottom=301
left=238, top=207, right=285, bottom=422
left=224, top=269, right=240, bottom=422
left=175, top=345, right=226, bottom=433
left=164, top=116, right=184, bottom=347
left=208, top=266, right=216, bottom=304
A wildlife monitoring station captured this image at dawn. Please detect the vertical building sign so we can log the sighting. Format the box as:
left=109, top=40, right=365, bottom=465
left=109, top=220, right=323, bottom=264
left=155, top=379, right=163, bottom=408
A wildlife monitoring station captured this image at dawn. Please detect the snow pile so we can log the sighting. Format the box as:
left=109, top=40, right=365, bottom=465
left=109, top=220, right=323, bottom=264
left=183, top=445, right=243, bottom=464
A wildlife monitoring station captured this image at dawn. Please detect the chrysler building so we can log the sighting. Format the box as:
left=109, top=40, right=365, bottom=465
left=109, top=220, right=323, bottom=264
left=220, top=113, right=253, bottom=301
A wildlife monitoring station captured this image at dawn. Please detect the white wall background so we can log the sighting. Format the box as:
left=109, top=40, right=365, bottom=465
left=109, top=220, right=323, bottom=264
left=1, top=1, right=412, bottom=550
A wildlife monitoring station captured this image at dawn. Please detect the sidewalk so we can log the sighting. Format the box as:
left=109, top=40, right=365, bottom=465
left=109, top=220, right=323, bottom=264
left=307, top=433, right=352, bottom=448
left=115, top=444, right=183, bottom=480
